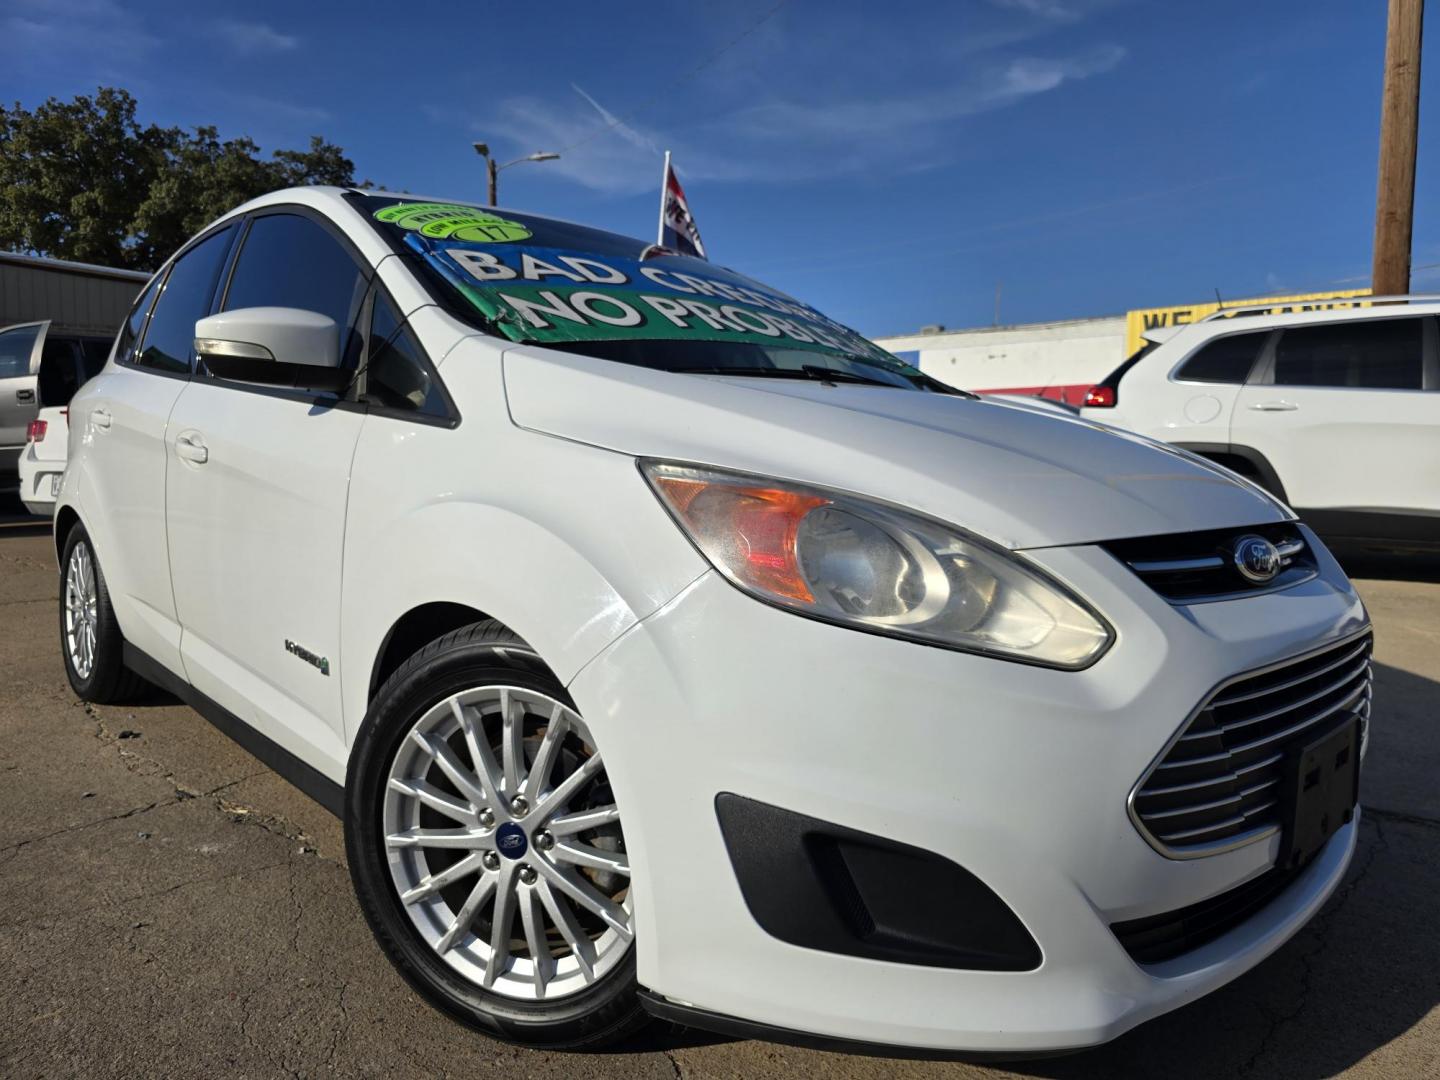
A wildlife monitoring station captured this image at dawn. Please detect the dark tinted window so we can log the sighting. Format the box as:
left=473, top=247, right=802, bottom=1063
left=224, top=213, right=367, bottom=368
left=38, top=338, right=80, bottom=405
left=138, top=228, right=235, bottom=374
left=1273, top=318, right=1423, bottom=390
left=115, top=275, right=161, bottom=365
left=365, top=293, right=449, bottom=417
left=38, top=337, right=112, bottom=406
left=77, top=338, right=111, bottom=379
left=0, top=324, right=41, bottom=378
left=1176, top=331, right=1268, bottom=384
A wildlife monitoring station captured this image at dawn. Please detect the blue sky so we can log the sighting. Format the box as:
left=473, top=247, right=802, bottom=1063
left=3, top=0, right=1436, bottom=337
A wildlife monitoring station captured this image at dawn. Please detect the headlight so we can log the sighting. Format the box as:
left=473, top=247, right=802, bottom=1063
left=642, top=461, right=1112, bottom=669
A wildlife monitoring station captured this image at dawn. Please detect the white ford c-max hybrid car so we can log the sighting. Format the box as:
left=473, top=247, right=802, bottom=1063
left=57, top=187, right=1371, bottom=1056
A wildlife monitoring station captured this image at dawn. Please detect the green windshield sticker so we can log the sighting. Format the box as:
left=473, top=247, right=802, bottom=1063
left=374, top=202, right=532, bottom=243
left=394, top=232, right=906, bottom=368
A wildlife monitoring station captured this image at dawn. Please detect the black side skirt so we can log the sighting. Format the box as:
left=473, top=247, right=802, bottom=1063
left=123, top=643, right=345, bottom=817
left=635, top=989, right=1075, bottom=1063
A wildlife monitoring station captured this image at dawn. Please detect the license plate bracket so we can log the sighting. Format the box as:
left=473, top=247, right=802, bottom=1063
left=1280, top=714, right=1360, bottom=871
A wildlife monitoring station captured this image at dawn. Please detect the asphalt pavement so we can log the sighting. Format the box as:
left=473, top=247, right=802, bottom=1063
left=1, top=492, right=1436, bottom=1079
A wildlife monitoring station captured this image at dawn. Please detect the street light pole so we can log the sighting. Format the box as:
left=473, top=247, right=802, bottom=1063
left=472, top=143, right=560, bottom=206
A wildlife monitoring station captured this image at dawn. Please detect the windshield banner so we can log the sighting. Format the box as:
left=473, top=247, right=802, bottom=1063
left=400, top=231, right=891, bottom=362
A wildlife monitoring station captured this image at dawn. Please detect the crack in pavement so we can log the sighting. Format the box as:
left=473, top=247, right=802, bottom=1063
left=1362, top=803, right=1440, bottom=830
left=0, top=772, right=267, bottom=856
left=0, top=795, right=179, bottom=855
left=326, top=980, right=352, bottom=1070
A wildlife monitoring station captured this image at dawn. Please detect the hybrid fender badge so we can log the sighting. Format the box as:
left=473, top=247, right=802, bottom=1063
left=1232, top=535, right=1281, bottom=584
left=284, top=639, right=330, bottom=676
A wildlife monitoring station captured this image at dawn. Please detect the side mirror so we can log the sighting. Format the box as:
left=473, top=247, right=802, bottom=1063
left=194, top=307, right=346, bottom=390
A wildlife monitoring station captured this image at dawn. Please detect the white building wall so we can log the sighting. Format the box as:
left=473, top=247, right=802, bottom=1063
left=876, top=315, right=1126, bottom=405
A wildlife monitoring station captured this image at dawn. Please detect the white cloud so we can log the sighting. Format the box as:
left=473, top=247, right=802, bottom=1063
left=480, top=85, right=744, bottom=197
left=213, top=18, right=299, bottom=55
left=721, top=45, right=1126, bottom=142
left=475, top=36, right=1128, bottom=197
left=3, top=0, right=158, bottom=56
left=221, top=93, right=330, bottom=128
left=571, top=85, right=662, bottom=158
left=989, top=0, right=1081, bottom=20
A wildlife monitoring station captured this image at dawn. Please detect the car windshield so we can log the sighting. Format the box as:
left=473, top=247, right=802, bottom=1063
left=357, top=194, right=951, bottom=393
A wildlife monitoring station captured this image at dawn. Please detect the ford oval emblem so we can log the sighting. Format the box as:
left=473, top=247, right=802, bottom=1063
left=495, top=821, right=527, bottom=859
left=1233, top=535, right=1281, bottom=584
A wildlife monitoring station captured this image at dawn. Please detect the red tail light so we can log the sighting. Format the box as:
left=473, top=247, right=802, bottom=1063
left=1083, top=385, right=1115, bottom=408
left=26, top=419, right=47, bottom=442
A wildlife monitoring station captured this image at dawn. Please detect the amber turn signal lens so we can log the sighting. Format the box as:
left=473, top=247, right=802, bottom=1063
left=653, top=476, right=829, bottom=602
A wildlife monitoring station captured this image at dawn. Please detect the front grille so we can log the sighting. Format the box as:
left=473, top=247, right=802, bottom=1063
left=1129, top=632, right=1372, bottom=858
left=1112, top=864, right=1302, bottom=964
left=1103, top=521, right=1316, bottom=602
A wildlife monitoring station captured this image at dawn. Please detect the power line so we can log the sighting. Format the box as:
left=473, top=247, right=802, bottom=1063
left=556, top=0, right=791, bottom=156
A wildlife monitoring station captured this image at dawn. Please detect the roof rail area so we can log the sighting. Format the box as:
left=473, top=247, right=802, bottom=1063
left=1200, top=294, right=1440, bottom=321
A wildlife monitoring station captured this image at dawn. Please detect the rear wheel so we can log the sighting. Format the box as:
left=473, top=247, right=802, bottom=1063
left=346, top=621, right=645, bottom=1048
left=59, top=524, right=148, bottom=703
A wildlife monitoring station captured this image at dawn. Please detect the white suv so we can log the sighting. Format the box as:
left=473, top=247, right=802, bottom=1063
left=58, top=188, right=1371, bottom=1056
left=1081, top=298, right=1440, bottom=553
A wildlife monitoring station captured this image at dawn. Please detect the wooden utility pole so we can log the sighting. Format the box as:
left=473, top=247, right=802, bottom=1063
left=1372, top=0, right=1425, bottom=296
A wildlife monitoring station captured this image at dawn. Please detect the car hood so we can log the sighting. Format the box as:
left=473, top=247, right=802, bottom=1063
left=501, top=346, right=1290, bottom=550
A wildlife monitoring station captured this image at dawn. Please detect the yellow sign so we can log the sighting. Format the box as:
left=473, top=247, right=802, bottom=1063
left=1124, top=289, right=1372, bottom=356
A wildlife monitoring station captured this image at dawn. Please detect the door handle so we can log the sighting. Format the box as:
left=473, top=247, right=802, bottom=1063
left=174, top=433, right=209, bottom=464
left=90, top=408, right=112, bottom=430
left=15, top=388, right=34, bottom=403
left=1248, top=400, right=1299, bottom=412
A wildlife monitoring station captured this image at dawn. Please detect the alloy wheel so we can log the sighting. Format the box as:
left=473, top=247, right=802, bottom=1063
left=64, top=542, right=99, bottom=680
left=383, top=686, right=632, bottom=1000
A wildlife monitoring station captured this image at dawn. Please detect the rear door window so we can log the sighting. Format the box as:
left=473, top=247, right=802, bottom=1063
left=0, top=324, right=42, bottom=379
left=1272, top=318, right=1423, bottom=390
left=115, top=275, right=161, bottom=366
left=1175, top=331, right=1270, bottom=384
left=136, top=226, right=236, bottom=374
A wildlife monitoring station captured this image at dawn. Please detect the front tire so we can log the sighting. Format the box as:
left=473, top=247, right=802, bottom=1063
left=345, top=620, right=645, bottom=1049
left=59, top=523, right=148, bottom=703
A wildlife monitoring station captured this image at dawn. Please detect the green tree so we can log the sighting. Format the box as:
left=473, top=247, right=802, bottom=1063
left=0, top=88, right=369, bottom=271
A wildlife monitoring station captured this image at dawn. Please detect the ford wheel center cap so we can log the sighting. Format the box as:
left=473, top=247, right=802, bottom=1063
left=1233, top=535, right=1281, bottom=584
left=495, top=821, right=528, bottom=859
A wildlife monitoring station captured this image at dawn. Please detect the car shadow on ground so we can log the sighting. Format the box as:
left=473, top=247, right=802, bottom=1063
left=0, top=490, right=49, bottom=535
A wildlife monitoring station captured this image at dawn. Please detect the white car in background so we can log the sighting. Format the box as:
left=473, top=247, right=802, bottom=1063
left=56, top=187, right=1370, bottom=1055
left=1081, top=297, right=1440, bottom=553
left=2, top=320, right=112, bottom=509
left=18, top=406, right=70, bottom=515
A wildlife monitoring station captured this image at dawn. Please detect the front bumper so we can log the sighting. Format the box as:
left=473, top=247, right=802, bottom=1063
left=567, top=525, right=1368, bottom=1054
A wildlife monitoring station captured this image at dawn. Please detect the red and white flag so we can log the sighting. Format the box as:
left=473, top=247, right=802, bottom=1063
left=657, top=151, right=706, bottom=259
